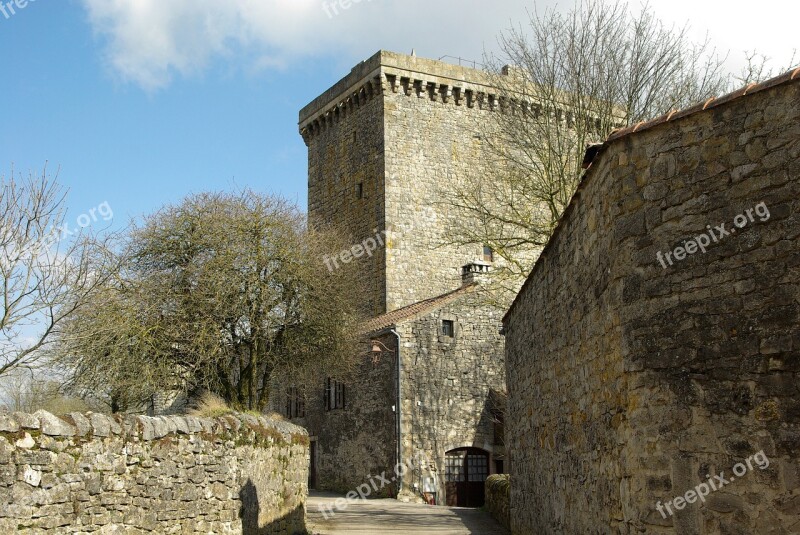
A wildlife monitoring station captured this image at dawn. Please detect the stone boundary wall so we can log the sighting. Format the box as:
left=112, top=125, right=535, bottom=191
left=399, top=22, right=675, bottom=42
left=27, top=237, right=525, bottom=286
left=0, top=410, right=309, bottom=534
left=504, top=75, right=799, bottom=534
left=485, top=474, right=510, bottom=530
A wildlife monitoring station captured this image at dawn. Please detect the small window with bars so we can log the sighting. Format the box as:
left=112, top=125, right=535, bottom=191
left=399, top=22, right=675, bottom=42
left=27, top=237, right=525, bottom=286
left=442, top=320, right=455, bottom=337
left=284, top=387, right=305, bottom=419
left=325, top=379, right=346, bottom=411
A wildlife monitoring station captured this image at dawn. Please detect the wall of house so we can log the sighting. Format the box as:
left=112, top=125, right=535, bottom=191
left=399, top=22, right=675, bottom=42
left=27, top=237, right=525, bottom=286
left=503, top=78, right=800, bottom=534
left=396, top=290, right=506, bottom=503
left=275, top=340, right=398, bottom=498
left=0, top=410, right=308, bottom=534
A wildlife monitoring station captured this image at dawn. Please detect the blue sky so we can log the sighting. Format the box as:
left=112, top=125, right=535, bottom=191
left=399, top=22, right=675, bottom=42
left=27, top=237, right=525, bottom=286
left=1, top=0, right=796, bottom=232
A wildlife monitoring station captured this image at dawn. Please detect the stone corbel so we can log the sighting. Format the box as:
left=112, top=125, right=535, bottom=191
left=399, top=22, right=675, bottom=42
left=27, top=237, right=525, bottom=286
left=386, top=74, right=399, bottom=93
left=415, top=80, right=425, bottom=98
left=372, top=75, right=383, bottom=95
left=300, top=128, right=311, bottom=145
left=453, top=87, right=463, bottom=106
left=476, top=92, right=486, bottom=110
left=441, top=85, right=452, bottom=104
left=429, top=83, right=439, bottom=102
left=400, top=77, right=412, bottom=97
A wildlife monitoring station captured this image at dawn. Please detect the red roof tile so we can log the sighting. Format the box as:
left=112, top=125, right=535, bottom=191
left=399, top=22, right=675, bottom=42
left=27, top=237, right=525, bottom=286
left=504, top=67, right=800, bottom=323
left=360, top=283, right=478, bottom=335
left=602, top=67, right=800, bottom=147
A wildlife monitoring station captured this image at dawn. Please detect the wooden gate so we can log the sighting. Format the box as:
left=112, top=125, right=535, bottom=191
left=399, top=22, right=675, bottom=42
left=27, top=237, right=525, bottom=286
left=444, top=448, right=489, bottom=507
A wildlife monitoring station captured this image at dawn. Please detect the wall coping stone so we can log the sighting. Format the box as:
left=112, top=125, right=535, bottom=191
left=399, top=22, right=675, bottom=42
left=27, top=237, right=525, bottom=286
left=0, top=409, right=307, bottom=444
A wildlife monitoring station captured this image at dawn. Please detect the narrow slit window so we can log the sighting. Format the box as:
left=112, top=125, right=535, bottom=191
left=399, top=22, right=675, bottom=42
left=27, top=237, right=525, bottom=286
left=483, top=246, right=494, bottom=262
left=356, top=183, right=364, bottom=199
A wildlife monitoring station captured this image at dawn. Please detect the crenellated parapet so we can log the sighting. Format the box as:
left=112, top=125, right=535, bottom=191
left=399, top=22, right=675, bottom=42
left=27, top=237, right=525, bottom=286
left=298, top=50, right=615, bottom=146
left=299, top=50, right=507, bottom=146
left=300, top=71, right=385, bottom=145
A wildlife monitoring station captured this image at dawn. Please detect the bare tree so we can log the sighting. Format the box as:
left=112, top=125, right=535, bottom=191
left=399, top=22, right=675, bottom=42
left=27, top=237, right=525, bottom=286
left=0, top=168, right=116, bottom=378
left=0, top=369, right=104, bottom=414
left=54, top=190, right=363, bottom=412
left=735, top=49, right=797, bottom=85
left=443, top=1, right=731, bottom=289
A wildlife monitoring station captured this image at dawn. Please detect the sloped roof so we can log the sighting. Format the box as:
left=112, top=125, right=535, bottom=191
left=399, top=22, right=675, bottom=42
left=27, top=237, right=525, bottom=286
left=361, top=283, right=478, bottom=335
left=504, top=67, right=800, bottom=323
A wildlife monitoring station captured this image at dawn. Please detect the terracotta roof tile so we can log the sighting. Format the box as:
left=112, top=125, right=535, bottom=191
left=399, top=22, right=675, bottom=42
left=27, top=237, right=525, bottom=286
left=360, top=283, right=478, bottom=335
left=602, top=67, right=799, bottom=148
left=504, top=67, right=800, bottom=324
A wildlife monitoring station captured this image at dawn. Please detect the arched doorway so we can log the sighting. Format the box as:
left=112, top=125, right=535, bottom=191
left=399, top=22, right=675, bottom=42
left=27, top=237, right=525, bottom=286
left=444, top=447, right=489, bottom=507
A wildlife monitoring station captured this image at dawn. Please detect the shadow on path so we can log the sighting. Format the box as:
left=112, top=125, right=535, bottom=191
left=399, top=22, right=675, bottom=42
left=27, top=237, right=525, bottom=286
left=307, top=491, right=510, bottom=535
left=240, top=479, right=306, bottom=535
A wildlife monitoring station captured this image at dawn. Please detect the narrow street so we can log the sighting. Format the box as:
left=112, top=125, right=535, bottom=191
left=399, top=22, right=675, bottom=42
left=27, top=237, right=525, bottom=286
left=306, top=492, right=511, bottom=535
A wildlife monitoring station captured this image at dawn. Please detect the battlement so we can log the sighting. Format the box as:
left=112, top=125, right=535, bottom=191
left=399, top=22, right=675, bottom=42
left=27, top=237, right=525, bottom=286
left=299, top=50, right=504, bottom=145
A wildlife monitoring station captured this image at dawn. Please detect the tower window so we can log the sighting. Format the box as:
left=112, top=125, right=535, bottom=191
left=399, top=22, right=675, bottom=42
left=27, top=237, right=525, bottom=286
left=483, top=246, right=494, bottom=262
left=442, top=320, right=455, bottom=337
left=356, top=183, right=364, bottom=199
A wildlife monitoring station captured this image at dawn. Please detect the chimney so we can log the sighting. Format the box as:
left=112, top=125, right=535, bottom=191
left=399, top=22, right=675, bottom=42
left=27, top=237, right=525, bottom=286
left=461, top=261, right=492, bottom=286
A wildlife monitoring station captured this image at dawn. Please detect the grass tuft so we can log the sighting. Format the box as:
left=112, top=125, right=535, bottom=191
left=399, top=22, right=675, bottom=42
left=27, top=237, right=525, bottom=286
left=187, top=392, right=234, bottom=418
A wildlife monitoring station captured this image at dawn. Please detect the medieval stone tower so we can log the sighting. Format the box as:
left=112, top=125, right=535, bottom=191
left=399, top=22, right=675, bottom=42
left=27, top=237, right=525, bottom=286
left=300, top=51, right=505, bottom=316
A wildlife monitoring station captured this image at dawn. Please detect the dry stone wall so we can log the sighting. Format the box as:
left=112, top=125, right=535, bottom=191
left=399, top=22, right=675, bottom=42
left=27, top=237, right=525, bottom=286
left=0, top=410, right=309, bottom=534
left=504, top=77, right=800, bottom=534
left=485, top=474, right=510, bottom=530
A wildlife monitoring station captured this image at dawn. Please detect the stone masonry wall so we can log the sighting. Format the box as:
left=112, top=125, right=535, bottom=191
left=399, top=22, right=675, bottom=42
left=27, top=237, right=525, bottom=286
left=381, top=54, right=500, bottom=312
left=485, top=474, right=511, bottom=531
left=397, top=288, right=506, bottom=503
left=276, top=343, right=398, bottom=498
left=504, top=77, right=800, bottom=534
left=303, top=56, right=387, bottom=317
left=301, top=51, right=515, bottom=316
left=0, top=410, right=309, bottom=534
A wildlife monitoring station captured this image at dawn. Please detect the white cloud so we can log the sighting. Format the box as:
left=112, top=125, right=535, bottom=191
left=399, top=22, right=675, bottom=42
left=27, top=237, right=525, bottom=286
left=642, top=0, right=799, bottom=76
left=81, top=0, right=798, bottom=92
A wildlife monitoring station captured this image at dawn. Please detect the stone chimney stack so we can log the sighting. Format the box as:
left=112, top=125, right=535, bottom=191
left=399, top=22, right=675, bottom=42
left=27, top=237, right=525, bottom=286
left=461, top=261, right=492, bottom=286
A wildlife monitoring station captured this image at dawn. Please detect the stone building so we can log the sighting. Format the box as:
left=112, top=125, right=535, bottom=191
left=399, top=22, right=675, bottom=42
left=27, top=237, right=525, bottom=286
left=300, top=50, right=510, bottom=316
left=278, top=51, right=513, bottom=506
left=503, top=69, right=800, bottom=533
